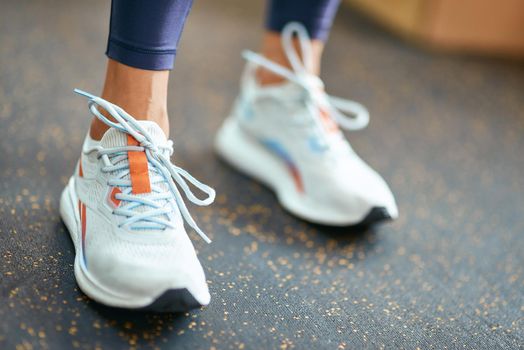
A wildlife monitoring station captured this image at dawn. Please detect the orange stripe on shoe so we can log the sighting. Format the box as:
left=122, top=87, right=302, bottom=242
left=78, top=157, right=84, bottom=177
left=109, top=187, right=122, bottom=207
left=319, top=108, right=339, bottom=134
left=127, top=134, right=151, bottom=194
left=80, top=202, right=88, bottom=266
left=81, top=203, right=86, bottom=240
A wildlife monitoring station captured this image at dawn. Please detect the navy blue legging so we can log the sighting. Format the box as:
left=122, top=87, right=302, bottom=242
left=106, top=0, right=341, bottom=71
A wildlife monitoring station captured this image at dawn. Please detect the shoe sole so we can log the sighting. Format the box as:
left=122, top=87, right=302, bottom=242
left=359, top=206, right=392, bottom=226
left=215, top=117, right=395, bottom=226
left=59, top=177, right=204, bottom=312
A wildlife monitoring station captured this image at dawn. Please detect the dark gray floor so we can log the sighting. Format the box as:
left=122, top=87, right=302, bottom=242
left=1, top=0, right=524, bottom=349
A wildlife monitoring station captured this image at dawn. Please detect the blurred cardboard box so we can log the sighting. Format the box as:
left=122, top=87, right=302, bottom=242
left=345, top=0, right=524, bottom=58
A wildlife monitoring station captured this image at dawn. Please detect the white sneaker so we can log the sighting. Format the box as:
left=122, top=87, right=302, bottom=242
left=215, top=22, right=398, bottom=226
left=60, top=90, right=215, bottom=311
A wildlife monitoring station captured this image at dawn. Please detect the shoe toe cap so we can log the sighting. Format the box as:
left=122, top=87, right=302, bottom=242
left=86, top=232, right=210, bottom=305
left=312, top=158, right=398, bottom=222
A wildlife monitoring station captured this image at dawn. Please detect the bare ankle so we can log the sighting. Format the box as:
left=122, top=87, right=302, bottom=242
left=90, top=59, right=171, bottom=140
left=256, top=31, right=324, bottom=86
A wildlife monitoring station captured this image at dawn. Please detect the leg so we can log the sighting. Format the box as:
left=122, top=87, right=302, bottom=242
left=62, top=0, right=214, bottom=312
left=90, top=0, right=193, bottom=140
left=215, top=1, right=398, bottom=226
left=258, top=0, right=341, bottom=85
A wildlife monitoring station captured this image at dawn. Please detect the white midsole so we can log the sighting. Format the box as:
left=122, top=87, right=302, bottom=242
left=60, top=177, right=199, bottom=308
left=214, top=117, right=376, bottom=225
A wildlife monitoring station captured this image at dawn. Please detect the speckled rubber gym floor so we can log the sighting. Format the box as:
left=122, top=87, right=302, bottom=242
left=1, top=0, right=523, bottom=349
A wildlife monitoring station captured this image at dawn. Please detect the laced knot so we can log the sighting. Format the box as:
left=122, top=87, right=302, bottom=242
left=74, top=89, right=215, bottom=244
left=242, top=22, right=370, bottom=133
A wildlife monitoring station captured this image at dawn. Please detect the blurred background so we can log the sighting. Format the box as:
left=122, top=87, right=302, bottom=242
left=0, top=0, right=523, bottom=349
left=346, top=0, right=524, bottom=59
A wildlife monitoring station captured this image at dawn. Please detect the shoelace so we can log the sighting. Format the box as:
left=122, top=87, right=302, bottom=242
left=242, top=22, right=370, bottom=135
left=74, top=89, right=215, bottom=243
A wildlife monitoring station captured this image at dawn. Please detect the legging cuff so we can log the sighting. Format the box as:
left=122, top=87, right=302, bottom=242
left=106, top=39, right=176, bottom=71
left=265, top=0, right=341, bottom=41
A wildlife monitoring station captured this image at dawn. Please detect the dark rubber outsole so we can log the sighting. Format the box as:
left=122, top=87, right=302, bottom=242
left=359, top=207, right=393, bottom=226
left=135, top=288, right=203, bottom=313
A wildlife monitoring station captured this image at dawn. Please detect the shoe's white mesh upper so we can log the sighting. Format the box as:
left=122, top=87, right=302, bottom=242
left=74, top=121, right=209, bottom=301
left=99, top=123, right=173, bottom=228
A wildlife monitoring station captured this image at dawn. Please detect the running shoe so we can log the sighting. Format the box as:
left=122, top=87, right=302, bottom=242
left=215, top=22, right=398, bottom=226
left=60, top=90, right=215, bottom=311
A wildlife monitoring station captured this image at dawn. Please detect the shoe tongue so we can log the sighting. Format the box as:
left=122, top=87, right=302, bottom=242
left=256, top=81, right=303, bottom=99
left=99, top=121, right=173, bottom=230
left=100, top=120, right=168, bottom=148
